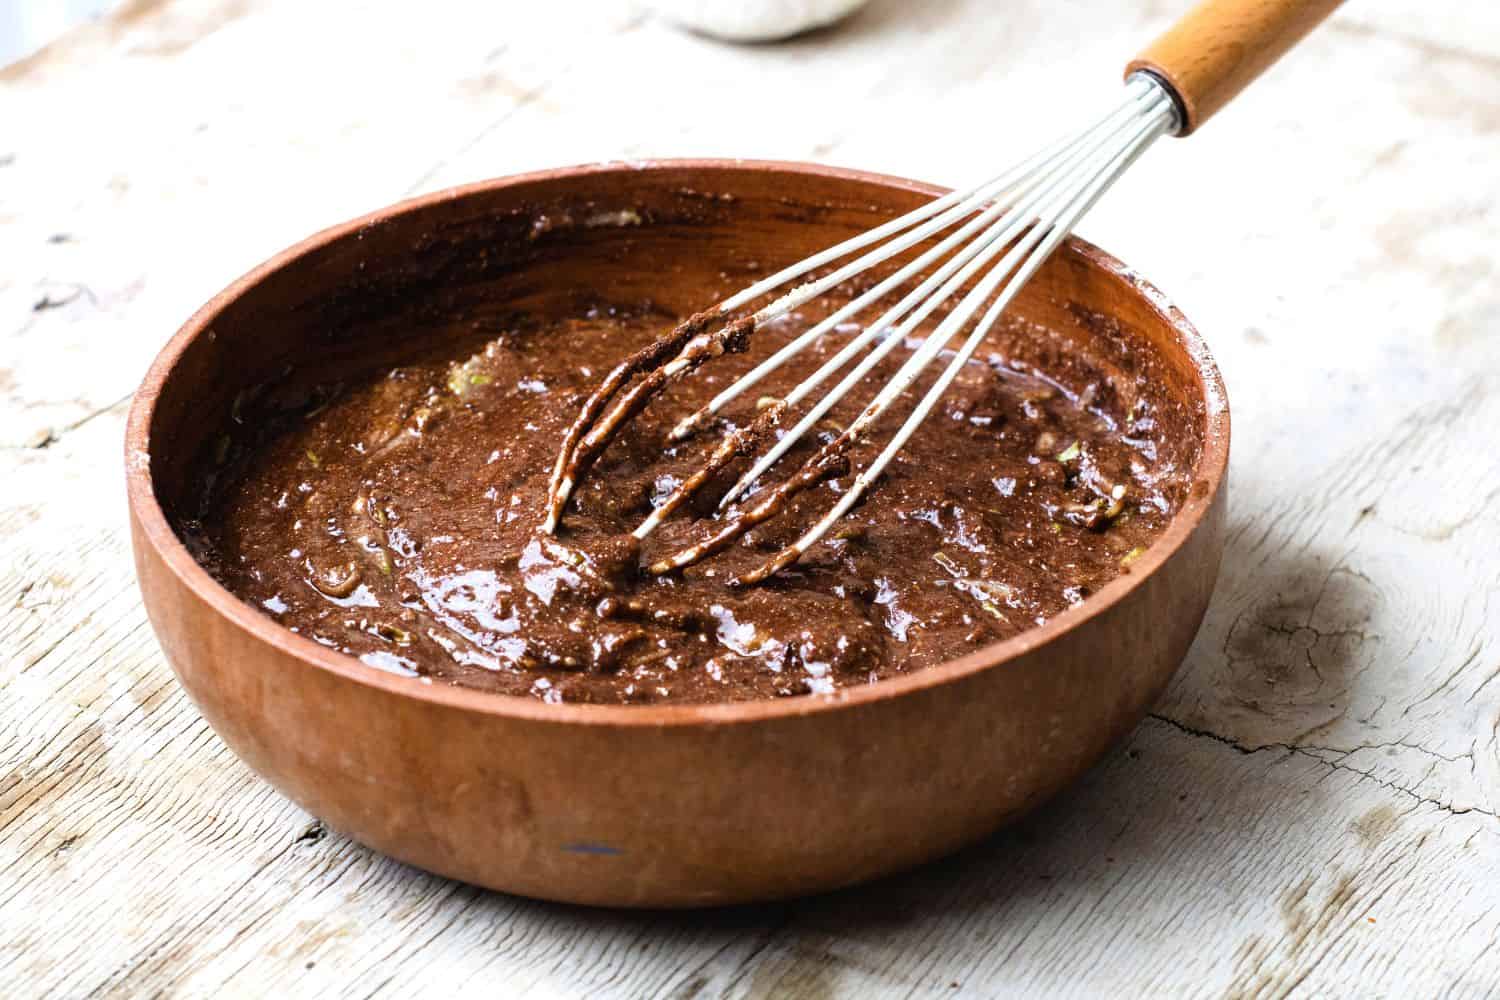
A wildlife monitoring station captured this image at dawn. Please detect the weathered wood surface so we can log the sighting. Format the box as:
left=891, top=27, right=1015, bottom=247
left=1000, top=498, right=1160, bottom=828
left=2, top=1, right=1498, bottom=996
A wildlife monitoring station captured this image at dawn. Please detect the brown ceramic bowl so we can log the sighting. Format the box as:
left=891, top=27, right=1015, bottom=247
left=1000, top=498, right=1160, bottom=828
left=125, top=160, right=1229, bottom=907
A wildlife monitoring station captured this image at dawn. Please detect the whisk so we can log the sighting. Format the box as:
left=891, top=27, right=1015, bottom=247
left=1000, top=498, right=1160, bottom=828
left=543, top=0, right=1342, bottom=585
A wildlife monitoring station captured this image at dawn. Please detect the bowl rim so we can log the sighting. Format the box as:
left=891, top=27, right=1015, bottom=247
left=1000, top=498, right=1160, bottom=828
left=125, top=158, right=1230, bottom=729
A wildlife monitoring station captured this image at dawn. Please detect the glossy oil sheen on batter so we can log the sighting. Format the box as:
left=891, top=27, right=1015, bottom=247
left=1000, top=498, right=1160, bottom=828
left=187, top=305, right=1190, bottom=704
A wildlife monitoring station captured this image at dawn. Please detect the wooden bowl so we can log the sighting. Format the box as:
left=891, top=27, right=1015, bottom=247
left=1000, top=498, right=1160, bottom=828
left=125, top=161, right=1229, bottom=907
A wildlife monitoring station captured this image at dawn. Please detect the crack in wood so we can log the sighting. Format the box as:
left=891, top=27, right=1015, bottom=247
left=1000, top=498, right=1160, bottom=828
left=1146, top=714, right=1497, bottom=820
left=0, top=393, right=131, bottom=451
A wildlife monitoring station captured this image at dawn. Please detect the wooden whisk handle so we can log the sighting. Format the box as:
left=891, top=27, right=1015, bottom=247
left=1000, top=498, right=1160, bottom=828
left=1126, top=0, right=1344, bottom=135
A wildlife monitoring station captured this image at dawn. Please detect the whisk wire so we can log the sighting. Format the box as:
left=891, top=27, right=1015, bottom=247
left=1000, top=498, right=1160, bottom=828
left=735, top=93, right=1177, bottom=584
left=545, top=75, right=1178, bottom=584
left=713, top=73, right=1155, bottom=317
left=673, top=76, right=1163, bottom=443
left=702, top=83, right=1171, bottom=517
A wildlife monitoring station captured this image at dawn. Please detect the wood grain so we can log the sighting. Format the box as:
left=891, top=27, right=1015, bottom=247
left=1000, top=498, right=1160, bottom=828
left=1127, top=0, right=1346, bottom=134
left=2, top=0, right=1498, bottom=995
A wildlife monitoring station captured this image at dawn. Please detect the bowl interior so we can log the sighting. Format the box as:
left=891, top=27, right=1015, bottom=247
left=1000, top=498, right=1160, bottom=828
left=143, top=161, right=1223, bottom=694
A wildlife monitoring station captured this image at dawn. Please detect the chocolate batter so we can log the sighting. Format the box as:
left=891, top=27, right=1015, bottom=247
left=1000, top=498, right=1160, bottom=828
left=185, top=302, right=1190, bottom=704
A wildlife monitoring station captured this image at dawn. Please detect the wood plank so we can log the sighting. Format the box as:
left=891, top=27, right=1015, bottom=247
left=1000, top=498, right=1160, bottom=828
left=2, top=0, right=1497, bottom=995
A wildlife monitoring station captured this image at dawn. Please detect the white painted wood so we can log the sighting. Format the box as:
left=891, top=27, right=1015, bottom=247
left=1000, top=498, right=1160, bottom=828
left=2, top=0, right=1497, bottom=996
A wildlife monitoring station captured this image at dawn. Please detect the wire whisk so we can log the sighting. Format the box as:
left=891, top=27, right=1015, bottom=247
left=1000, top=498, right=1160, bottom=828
left=542, top=0, right=1344, bottom=584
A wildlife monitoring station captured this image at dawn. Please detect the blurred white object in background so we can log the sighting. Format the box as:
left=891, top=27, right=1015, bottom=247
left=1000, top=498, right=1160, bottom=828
left=0, top=0, right=119, bottom=67
left=641, top=0, right=872, bottom=42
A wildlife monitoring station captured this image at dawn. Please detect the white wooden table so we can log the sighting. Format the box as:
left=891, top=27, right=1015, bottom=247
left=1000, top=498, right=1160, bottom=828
left=3, top=1, right=1498, bottom=995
